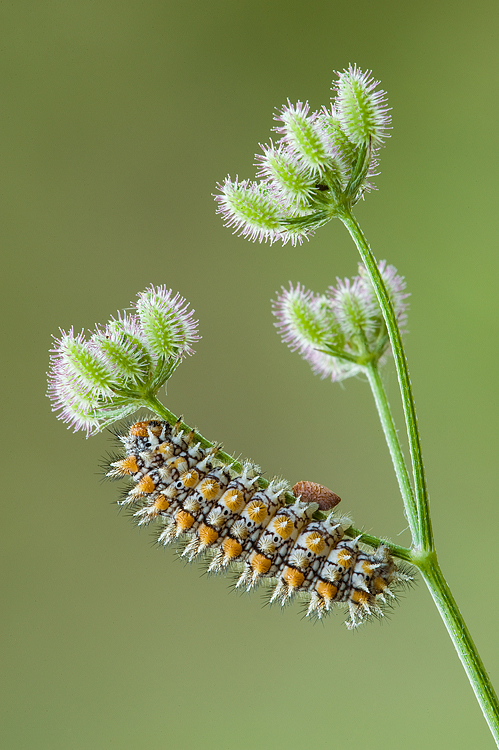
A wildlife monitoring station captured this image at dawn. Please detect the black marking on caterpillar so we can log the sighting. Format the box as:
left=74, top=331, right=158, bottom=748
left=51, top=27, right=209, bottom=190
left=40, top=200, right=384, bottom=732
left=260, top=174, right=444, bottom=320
left=107, top=419, right=407, bottom=628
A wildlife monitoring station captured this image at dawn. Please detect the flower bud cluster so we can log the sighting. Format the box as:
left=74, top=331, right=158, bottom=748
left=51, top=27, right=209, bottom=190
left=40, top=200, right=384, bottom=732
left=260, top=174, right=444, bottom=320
left=47, top=286, right=199, bottom=435
left=273, top=261, right=407, bottom=381
left=216, top=65, right=390, bottom=246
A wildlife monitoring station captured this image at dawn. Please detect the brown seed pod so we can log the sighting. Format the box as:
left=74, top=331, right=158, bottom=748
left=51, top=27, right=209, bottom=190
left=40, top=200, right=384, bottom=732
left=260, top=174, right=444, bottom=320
left=292, top=481, right=341, bottom=511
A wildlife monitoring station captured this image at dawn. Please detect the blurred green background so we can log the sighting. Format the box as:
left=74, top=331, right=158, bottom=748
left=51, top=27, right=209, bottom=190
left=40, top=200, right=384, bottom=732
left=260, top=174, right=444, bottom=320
left=2, top=1, right=499, bottom=748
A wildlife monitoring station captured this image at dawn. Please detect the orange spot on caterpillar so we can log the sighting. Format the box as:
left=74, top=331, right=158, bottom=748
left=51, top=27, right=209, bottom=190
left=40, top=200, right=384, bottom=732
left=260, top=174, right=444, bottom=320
left=246, top=500, right=267, bottom=524
left=155, top=442, right=174, bottom=456
left=181, top=470, right=199, bottom=488
left=374, top=576, right=388, bottom=593
left=199, top=479, right=220, bottom=500
left=317, top=581, right=337, bottom=601
left=351, top=590, right=370, bottom=605
left=273, top=515, right=294, bottom=539
left=305, top=531, right=325, bottom=554
left=362, top=560, right=374, bottom=576
left=176, top=511, right=195, bottom=531
left=251, top=553, right=272, bottom=575
left=173, top=457, right=188, bottom=472
left=198, top=524, right=219, bottom=546
left=283, top=567, right=305, bottom=588
left=292, top=481, right=341, bottom=511
left=222, top=489, right=244, bottom=512
left=134, top=474, right=156, bottom=495
left=222, top=538, right=242, bottom=559
left=112, top=456, right=139, bottom=475
left=337, top=549, right=353, bottom=568
left=153, top=495, right=170, bottom=512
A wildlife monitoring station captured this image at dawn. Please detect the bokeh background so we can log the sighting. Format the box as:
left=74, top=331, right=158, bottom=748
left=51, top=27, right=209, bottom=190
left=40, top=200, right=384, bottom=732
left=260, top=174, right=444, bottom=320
left=2, top=1, right=499, bottom=748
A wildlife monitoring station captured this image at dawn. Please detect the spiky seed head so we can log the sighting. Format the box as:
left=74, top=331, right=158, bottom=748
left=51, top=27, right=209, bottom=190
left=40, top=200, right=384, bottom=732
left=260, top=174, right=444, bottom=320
left=215, top=65, right=392, bottom=245
left=106, top=312, right=153, bottom=369
left=273, top=260, right=409, bottom=379
left=47, top=359, right=103, bottom=435
left=215, top=177, right=284, bottom=244
left=329, top=276, right=379, bottom=340
left=305, top=348, right=362, bottom=382
left=47, top=328, right=141, bottom=435
left=135, top=286, right=199, bottom=360
left=273, top=283, right=329, bottom=356
left=91, top=326, right=151, bottom=382
left=51, top=329, right=115, bottom=397
left=48, top=287, right=200, bottom=435
left=320, top=105, right=359, bottom=169
left=333, top=65, right=391, bottom=147
left=256, top=142, right=316, bottom=209
left=272, top=284, right=360, bottom=382
left=274, top=100, right=335, bottom=175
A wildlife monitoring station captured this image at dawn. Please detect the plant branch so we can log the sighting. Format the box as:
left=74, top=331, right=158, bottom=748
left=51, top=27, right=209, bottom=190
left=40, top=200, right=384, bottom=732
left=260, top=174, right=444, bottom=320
left=418, top=554, right=499, bottom=745
left=338, top=208, right=499, bottom=744
left=363, top=361, right=418, bottom=542
left=346, top=527, right=413, bottom=562
left=339, top=207, right=433, bottom=551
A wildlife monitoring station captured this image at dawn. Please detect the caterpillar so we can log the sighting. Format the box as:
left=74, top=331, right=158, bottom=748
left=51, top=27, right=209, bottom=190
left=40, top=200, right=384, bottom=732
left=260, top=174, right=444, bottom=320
left=108, top=419, right=405, bottom=628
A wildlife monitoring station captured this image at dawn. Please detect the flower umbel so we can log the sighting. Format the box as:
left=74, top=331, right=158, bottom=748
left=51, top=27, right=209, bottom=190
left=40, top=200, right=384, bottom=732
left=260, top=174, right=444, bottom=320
left=273, top=262, right=408, bottom=380
left=47, top=286, right=199, bottom=435
left=216, top=65, right=391, bottom=245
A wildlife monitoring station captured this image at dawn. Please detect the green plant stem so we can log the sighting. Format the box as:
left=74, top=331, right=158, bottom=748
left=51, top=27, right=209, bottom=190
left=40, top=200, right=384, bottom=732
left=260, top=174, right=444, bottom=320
left=362, top=368, right=499, bottom=742
left=417, top=554, right=499, bottom=745
left=347, top=528, right=413, bottom=562
left=339, top=207, right=433, bottom=551
left=338, top=208, right=499, bottom=745
left=364, top=361, right=418, bottom=541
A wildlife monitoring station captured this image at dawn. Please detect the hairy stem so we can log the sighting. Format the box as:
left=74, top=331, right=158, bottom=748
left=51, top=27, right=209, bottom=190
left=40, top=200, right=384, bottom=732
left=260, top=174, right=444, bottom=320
left=417, top=554, right=499, bottom=746
left=339, top=207, right=432, bottom=551
left=339, top=209, right=499, bottom=744
left=364, top=360, right=418, bottom=540
left=347, top=528, right=413, bottom=562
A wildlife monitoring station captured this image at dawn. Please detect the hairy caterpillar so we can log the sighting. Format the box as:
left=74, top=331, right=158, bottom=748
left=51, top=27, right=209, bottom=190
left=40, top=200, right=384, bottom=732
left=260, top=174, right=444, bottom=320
left=108, top=419, right=405, bottom=628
